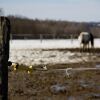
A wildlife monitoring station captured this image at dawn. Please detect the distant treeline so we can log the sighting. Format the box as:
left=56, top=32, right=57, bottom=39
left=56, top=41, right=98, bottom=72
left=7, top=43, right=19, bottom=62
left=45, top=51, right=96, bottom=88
left=8, top=15, right=100, bottom=39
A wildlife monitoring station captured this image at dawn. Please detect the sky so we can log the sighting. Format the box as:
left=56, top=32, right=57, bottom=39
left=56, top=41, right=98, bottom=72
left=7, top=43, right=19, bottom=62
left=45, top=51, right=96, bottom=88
left=0, top=0, right=100, bottom=22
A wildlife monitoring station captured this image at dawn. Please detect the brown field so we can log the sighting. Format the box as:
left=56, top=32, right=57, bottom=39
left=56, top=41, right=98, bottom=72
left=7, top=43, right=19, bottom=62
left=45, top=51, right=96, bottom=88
left=8, top=49, right=100, bottom=100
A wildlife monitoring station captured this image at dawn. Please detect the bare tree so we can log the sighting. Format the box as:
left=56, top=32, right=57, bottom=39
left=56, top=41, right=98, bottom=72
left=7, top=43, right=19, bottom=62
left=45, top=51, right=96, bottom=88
left=0, top=8, right=4, bottom=16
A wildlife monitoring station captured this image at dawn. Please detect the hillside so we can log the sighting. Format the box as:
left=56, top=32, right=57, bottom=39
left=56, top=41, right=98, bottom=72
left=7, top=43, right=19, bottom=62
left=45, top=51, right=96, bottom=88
left=8, top=16, right=100, bottom=39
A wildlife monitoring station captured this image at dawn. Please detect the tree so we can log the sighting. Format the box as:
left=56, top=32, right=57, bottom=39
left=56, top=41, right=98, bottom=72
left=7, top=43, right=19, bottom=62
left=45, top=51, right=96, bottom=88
left=0, top=8, right=4, bottom=16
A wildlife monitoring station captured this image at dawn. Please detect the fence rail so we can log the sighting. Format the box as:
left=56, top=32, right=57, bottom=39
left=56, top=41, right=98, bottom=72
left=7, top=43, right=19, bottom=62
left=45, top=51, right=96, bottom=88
left=11, top=33, right=76, bottom=39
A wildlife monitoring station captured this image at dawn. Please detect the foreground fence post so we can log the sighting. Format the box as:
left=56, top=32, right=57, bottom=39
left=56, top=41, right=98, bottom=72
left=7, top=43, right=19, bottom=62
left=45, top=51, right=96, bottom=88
left=0, top=16, right=10, bottom=100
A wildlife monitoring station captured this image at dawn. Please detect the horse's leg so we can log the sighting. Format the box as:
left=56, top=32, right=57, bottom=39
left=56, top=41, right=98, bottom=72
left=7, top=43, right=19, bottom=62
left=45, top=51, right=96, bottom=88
left=81, top=43, right=84, bottom=52
left=87, top=43, right=89, bottom=52
left=83, top=44, right=85, bottom=52
left=79, top=43, right=82, bottom=52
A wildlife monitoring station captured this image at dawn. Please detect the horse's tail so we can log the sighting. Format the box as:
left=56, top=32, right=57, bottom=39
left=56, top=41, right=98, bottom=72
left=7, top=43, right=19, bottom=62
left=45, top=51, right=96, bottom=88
left=90, top=33, right=94, bottom=48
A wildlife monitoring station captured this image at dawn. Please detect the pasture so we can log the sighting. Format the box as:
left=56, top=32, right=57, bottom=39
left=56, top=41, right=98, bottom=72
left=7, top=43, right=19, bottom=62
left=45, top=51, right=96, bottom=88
left=8, top=39, right=100, bottom=100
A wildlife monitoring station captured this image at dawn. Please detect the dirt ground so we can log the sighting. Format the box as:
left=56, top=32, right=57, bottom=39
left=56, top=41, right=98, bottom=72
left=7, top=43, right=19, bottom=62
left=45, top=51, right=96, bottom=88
left=8, top=50, right=100, bottom=100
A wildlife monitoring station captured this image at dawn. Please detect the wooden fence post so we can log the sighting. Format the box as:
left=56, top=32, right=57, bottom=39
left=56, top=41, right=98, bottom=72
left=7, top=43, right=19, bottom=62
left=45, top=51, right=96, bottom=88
left=0, top=16, right=10, bottom=100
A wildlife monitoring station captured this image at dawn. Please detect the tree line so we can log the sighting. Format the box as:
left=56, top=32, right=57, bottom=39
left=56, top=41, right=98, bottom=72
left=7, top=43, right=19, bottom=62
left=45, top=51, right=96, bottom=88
left=8, top=15, right=100, bottom=39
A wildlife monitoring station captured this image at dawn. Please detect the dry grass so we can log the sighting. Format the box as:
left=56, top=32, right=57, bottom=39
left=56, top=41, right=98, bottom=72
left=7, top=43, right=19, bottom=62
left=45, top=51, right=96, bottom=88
left=8, top=60, right=100, bottom=100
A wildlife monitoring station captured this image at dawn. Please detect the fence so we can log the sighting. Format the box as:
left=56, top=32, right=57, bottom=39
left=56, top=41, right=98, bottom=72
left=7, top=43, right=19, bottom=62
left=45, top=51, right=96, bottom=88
left=11, top=33, right=76, bottom=40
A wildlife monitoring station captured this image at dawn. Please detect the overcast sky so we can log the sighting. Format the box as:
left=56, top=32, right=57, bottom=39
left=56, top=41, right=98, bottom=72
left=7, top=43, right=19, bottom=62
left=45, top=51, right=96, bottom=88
left=0, top=0, right=100, bottom=22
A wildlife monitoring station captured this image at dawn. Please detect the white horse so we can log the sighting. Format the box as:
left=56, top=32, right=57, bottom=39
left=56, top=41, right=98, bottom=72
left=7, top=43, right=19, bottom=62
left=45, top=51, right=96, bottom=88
left=78, top=32, right=94, bottom=51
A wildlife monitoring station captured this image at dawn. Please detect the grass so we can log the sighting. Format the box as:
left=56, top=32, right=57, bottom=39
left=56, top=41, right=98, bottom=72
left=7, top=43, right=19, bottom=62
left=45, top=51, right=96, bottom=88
left=8, top=61, right=100, bottom=100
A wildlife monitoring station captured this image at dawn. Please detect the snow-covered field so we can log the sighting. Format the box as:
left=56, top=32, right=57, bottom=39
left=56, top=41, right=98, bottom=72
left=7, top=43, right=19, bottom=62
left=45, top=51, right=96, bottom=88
left=10, top=39, right=100, bottom=49
left=9, top=39, right=100, bottom=66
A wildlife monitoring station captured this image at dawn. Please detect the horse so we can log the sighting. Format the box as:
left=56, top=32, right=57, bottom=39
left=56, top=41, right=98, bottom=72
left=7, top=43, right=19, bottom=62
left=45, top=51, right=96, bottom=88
left=78, top=32, right=94, bottom=51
